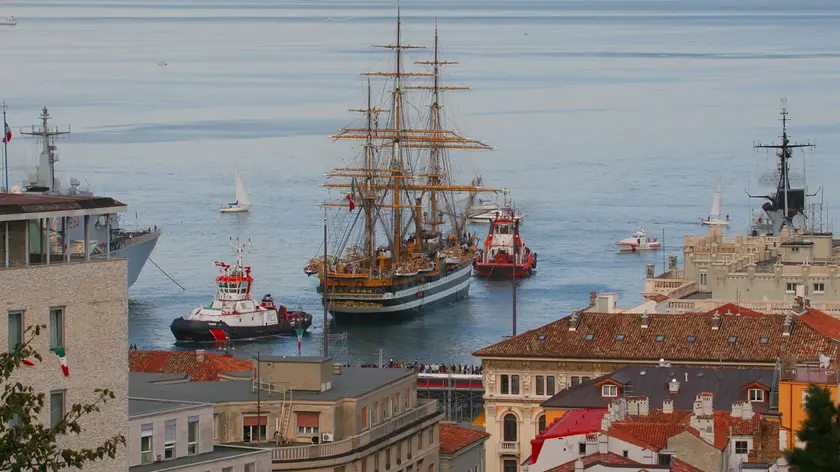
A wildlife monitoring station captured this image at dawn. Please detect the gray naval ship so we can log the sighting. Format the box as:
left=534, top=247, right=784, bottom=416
left=14, top=107, right=160, bottom=287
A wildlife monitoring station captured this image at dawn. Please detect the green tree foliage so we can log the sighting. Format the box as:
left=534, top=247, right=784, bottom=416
left=786, top=383, right=840, bottom=472
left=0, top=325, right=125, bottom=471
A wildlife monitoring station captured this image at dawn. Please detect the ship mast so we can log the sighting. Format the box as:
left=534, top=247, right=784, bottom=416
left=20, top=107, right=70, bottom=192
left=753, top=99, right=814, bottom=229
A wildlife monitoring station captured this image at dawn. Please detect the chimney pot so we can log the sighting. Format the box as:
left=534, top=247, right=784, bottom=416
left=333, top=363, right=342, bottom=375
left=195, top=349, right=205, bottom=363
left=663, top=399, right=674, bottom=414
left=668, top=379, right=680, bottom=393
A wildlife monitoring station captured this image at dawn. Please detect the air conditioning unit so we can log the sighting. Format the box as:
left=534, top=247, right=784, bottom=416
left=321, top=432, right=334, bottom=442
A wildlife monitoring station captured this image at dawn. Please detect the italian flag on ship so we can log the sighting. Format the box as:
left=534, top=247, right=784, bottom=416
left=52, top=347, right=69, bottom=376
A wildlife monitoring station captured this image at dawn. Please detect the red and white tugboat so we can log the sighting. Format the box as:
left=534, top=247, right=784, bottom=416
left=170, top=241, right=312, bottom=343
left=473, top=208, right=537, bottom=279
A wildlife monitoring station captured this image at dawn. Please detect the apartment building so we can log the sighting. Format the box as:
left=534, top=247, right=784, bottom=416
left=128, top=398, right=270, bottom=471
left=472, top=302, right=840, bottom=472
left=0, top=193, right=129, bottom=471
left=439, top=423, right=489, bottom=472
left=131, top=355, right=443, bottom=472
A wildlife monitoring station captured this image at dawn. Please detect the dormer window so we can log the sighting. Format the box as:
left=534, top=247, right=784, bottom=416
left=687, top=336, right=697, bottom=343
left=655, top=335, right=665, bottom=342
left=728, top=336, right=737, bottom=343
left=584, top=333, right=595, bottom=341
left=759, top=337, right=770, bottom=344
left=615, top=334, right=625, bottom=341
left=748, top=388, right=765, bottom=403
left=602, top=384, right=618, bottom=397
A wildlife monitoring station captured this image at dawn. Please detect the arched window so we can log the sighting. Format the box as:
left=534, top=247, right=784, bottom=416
left=538, top=414, right=546, bottom=434
left=503, top=414, right=517, bottom=442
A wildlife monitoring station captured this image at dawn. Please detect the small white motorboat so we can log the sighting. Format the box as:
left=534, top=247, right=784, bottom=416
left=0, top=16, right=17, bottom=26
left=617, top=228, right=662, bottom=252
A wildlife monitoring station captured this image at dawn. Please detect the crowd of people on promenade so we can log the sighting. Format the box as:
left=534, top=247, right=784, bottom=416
left=346, top=359, right=483, bottom=375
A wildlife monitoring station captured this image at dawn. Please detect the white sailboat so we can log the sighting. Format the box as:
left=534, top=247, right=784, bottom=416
left=700, top=179, right=730, bottom=226
left=220, top=164, right=251, bottom=213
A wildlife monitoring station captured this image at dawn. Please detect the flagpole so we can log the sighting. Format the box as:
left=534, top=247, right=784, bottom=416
left=1, top=101, right=8, bottom=192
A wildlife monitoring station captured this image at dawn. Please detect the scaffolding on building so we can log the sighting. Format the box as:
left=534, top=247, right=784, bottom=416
left=416, top=373, right=484, bottom=423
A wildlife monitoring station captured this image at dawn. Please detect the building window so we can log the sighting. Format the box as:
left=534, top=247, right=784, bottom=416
left=243, top=415, right=267, bottom=442
left=386, top=447, right=391, bottom=468
left=759, top=336, right=770, bottom=344
left=140, top=423, right=153, bottom=464
left=735, top=440, right=749, bottom=454
left=582, top=376, right=591, bottom=383
left=578, top=442, right=586, bottom=454
left=49, top=308, right=64, bottom=349
left=728, top=336, right=737, bottom=343
left=748, top=388, right=765, bottom=403
left=615, top=334, right=625, bottom=341
left=536, top=376, right=545, bottom=396
left=503, top=414, right=517, bottom=442
left=658, top=453, right=672, bottom=465
left=394, top=393, right=401, bottom=415
left=546, top=376, right=556, bottom=395
left=397, top=441, right=402, bottom=464
left=213, top=414, right=219, bottom=440
left=786, top=283, right=797, bottom=294
left=501, top=375, right=509, bottom=394
left=503, top=460, right=517, bottom=472
left=362, top=406, right=369, bottom=429
left=384, top=397, right=391, bottom=419
left=814, top=283, right=825, bottom=293
left=602, top=384, right=618, bottom=397
left=584, top=333, right=595, bottom=341
left=622, top=450, right=629, bottom=458
left=655, top=335, right=665, bottom=342
left=245, top=464, right=256, bottom=472
left=427, top=425, right=434, bottom=444
left=538, top=414, right=546, bottom=434
left=373, top=401, right=379, bottom=424
left=405, top=388, right=411, bottom=409
left=49, top=390, right=65, bottom=428
left=187, top=415, right=199, bottom=455
left=222, top=468, right=232, bottom=472
left=699, top=272, right=707, bottom=287
left=164, top=419, right=176, bottom=459
left=571, top=376, right=581, bottom=387
left=297, top=412, right=320, bottom=435
left=8, top=311, right=23, bottom=352
left=687, top=336, right=696, bottom=343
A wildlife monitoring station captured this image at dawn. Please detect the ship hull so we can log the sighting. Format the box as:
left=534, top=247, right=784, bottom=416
left=170, top=316, right=311, bottom=343
left=326, top=262, right=472, bottom=322
left=473, top=263, right=533, bottom=279
left=113, top=230, right=161, bottom=288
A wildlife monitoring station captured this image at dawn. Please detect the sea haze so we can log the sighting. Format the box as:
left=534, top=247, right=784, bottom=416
left=1, top=0, right=839, bottom=364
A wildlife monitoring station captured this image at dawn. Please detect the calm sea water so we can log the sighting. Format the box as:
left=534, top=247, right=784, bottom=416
left=2, top=0, right=840, bottom=364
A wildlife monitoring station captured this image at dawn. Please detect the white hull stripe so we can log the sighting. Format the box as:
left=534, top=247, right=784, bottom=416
left=331, top=275, right=472, bottom=314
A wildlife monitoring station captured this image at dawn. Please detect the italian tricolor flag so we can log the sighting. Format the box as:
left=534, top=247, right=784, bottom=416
left=53, top=347, right=69, bottom=376
left=346, top=178, right=357, bottom=212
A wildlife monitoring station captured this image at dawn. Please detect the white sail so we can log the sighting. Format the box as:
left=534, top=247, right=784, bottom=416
left=710, top=179, right=722, bottom=218
left=234, top=164, right=251, bottom=206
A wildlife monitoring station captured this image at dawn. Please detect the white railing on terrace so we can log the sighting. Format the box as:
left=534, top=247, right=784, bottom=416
left=668, top=299, right=840, bottom=316
left=269, top=399, right=439, bottom=462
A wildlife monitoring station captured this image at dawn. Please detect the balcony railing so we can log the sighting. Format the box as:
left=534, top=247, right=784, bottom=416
left=269, top=399, right=439, bottom=462
left=500, top=441, right=519, bottom=453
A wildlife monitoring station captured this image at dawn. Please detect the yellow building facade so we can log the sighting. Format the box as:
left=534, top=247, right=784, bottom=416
left=777, top=367, right=839, bottom=451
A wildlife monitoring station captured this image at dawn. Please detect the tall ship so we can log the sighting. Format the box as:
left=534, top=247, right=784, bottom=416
left=12, top=107, right=160, bottom=287
left=305, top=15, right=496, bottom=322
left=748, top=102, right=817, bottom=237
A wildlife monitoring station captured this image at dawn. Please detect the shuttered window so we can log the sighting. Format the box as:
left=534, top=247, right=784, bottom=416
left=297, top=412, right=319, bottom=435
left=243, top=415, right=267, bottom=426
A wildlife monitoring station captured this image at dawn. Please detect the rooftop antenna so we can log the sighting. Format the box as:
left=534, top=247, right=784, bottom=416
left=1, top=101, right=9, bottom=192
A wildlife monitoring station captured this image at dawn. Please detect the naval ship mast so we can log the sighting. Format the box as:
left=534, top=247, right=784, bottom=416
left=749, top=100, right=815, bottom=235
left=20, top=107, right=70, bottom=193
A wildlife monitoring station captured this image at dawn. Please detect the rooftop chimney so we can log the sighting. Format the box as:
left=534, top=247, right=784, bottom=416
left=700, top=393, right=713, bottom=416
left=742, top=400, right=754, bottom=419
left=663, top=399, right=674, bottom=414
left=574, top=459, right=584, bottom=472
left=782, top=313, right=793, bottom=336
left=669, top=378, right=680, bottom=393
left=569, top=311, right=583, bottom=331
left=641, top=311, right=651, bottom=329
left=731, top=400, right=744, bottom=418
left=589, top=291, right=597, bottom=307
left=333, top=363, right=342, bottom=375
left=693, top=399, right=703, bottom=416
left=646, top=264, right=655, bottom=279
left=711, top=311, right=722, bottom=330
left=638, top=397, right=650, bottom=416
left=597, top=435, right=609, bottom=454
left=195, top=349, right=206, bottom=363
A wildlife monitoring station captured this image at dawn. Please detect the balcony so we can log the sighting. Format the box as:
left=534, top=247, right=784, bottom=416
left=268, top=399, right=440, bottom=462
left=499, top=441, right=519, bottom=454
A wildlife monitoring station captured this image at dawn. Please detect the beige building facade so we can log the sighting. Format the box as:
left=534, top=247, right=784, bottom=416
left=131, top=356, right=443, bottom=472
left=0, top=194, right=130, bottom=472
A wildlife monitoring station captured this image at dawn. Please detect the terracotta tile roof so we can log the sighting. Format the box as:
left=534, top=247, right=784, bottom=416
left=606, top=410, right=692, bottom=451
left=473, top=304, right=839, bottom=363
left=685, top=411, right=762, bottom=450
left=129, top=350, right=253, bottom=382
left=545, top=452, right=655, bottom=472
left=438, top=424, right=489, bottom=454
left=672, top=458, right=705, bottom=472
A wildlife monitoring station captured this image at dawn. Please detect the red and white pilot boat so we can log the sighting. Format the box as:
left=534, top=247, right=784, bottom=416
left=472, top=208, right=537, bottom=279
left=170, top=241, right=312, bottom=343
left=616, top=228, right=662, bottom=252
